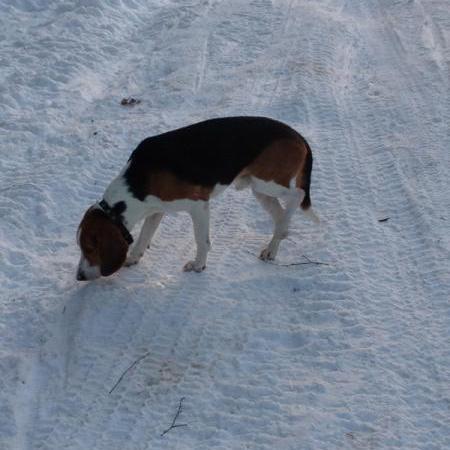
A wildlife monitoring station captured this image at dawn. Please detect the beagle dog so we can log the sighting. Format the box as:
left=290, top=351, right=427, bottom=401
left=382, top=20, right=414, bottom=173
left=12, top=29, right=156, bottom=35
left=76, top=116, right=318, bottom=280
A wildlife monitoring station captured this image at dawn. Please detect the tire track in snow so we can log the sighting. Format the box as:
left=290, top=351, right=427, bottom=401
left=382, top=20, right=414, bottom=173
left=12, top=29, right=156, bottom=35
left=193, top=1, right=212, bottom=95
left=26, top=1, right=256, bottom=445
left=322, top=1, right=450, bottom=444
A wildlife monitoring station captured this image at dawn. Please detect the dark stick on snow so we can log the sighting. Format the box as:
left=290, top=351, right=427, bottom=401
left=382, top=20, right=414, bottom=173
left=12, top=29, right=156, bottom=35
left=161, top=397, right=188, bottom=437
left=278, top=254, right=330, bottom=266
left=109, top=352, right=150, bottom=394
left=245, top=250, right=330, bottom=267
left=269, top=258, right=330, bottom=267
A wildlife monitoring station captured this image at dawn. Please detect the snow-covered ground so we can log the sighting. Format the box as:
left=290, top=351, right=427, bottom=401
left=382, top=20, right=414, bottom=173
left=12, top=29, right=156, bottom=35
left=1, top=0, right=449, bottom=449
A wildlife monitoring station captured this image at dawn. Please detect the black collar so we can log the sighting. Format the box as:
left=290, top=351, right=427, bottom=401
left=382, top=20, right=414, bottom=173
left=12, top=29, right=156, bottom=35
left=98, top=200, right=134, bottom=245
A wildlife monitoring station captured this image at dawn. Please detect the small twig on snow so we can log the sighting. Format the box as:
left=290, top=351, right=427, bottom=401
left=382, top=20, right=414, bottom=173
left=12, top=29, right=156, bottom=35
left=378, top=217, right=390, bottom=223
left=109, top=352, right=150, bottom=394
left=269, top=255, right=330, bottom=267
left=245, top=250, right=330, bottom=267
left=120, top=97, right=141, bottom=106
left=161, top=397, right=188, bottom=437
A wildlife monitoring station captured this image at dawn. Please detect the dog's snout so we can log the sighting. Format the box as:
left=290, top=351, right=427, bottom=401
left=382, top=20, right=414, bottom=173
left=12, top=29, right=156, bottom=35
left=77, top=270, right=87, bottom=281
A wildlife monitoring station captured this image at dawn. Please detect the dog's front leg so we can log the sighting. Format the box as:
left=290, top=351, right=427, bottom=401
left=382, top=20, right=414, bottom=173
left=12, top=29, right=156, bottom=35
left=183, top=201, right=211, bottom=272
left=125, top=212, right=164, bottom=266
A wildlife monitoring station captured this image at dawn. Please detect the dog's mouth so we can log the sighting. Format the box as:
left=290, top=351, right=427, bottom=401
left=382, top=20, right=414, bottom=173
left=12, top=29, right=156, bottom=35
left=77, top=256, right=101, bottom=281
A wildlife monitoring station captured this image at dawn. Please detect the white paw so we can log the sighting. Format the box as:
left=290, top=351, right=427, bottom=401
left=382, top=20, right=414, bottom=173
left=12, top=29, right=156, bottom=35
left=259, top=248, right=275, bottom=261
left=183, top=261, right=206, bottom=273
left=124, top=253, right=142, bottom=267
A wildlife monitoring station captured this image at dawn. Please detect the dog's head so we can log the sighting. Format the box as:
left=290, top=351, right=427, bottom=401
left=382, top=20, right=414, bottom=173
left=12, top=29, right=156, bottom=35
left=76, top=207, right=129, bottom=281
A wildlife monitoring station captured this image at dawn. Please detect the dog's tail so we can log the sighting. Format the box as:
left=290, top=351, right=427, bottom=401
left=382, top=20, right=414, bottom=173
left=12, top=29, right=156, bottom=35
left=298, top=138, right=320, bottom=224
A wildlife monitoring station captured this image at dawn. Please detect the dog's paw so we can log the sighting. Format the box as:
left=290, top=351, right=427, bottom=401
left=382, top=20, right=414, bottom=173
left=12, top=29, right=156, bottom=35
left=183, top=261, right=206, bottom=273
left=124, top=253, right=142, bottom=267
left=259, top=248, right=275, bottom=261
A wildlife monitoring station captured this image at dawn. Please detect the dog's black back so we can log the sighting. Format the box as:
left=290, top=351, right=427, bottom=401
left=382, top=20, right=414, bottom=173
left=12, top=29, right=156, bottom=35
left=124, top=116, right=303, bottom=201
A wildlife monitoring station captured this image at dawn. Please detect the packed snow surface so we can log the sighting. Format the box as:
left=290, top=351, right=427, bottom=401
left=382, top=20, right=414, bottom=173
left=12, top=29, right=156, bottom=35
left=1, top=0, right=449, bottom=449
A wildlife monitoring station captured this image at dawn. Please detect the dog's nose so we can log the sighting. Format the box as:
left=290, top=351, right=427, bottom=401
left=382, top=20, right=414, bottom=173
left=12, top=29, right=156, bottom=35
left=77, top=270, right=87, bottom=281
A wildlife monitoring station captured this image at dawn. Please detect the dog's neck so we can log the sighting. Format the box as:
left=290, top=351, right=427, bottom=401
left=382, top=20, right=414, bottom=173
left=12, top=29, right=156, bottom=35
left=102, top=169, right=158, bottom=231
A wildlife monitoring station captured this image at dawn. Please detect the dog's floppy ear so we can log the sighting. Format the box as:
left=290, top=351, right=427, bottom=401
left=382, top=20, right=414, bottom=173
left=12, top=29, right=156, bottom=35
left=98, top=222, right=128, bottom=277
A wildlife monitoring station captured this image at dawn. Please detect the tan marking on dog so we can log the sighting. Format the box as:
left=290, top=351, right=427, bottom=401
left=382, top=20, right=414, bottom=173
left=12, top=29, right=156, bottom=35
left=145, top=171, right=213, bottom=202
left=244, top=138, right=309, bottom=188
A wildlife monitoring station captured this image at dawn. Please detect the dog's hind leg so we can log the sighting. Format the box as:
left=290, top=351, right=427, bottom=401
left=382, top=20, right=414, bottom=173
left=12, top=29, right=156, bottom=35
left=184, top=201, right=211, bottom=272
left=253, top=189, right=302, bottom=261
left=125, top=212, right=164, bottom=266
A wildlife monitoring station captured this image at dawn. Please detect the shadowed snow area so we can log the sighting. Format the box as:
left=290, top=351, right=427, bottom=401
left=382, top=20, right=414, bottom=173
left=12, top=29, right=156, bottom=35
left=1, top=0, right=449, bottom=449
